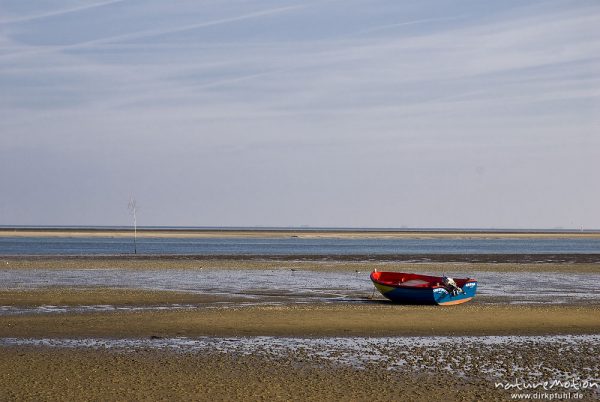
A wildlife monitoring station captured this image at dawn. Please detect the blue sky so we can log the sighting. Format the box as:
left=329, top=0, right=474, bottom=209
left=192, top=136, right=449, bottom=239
left=0, top=0, right=598, bottom=228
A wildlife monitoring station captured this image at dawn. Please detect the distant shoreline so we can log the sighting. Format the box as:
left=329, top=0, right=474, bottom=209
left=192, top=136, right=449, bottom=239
left=1, top=227, right=599, bottom=239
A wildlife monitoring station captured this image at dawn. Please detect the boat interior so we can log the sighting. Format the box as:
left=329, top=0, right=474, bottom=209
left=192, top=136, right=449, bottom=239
left=371, top=271, right=472, bottom=288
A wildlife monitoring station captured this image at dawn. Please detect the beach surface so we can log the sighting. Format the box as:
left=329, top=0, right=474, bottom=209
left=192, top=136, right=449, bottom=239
left=0, top=345, right=539, bottom=402
left=3, top=255, right=600, bottom=271
left=3, top=334, right=598, bottom=402
left=1, top=254, right=599, bottom=401
left=1, top=301, right=599, bottom=338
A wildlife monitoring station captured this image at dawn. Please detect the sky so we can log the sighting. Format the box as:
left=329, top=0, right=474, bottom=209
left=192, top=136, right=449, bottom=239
left=0, top=0, right=599, bottom=229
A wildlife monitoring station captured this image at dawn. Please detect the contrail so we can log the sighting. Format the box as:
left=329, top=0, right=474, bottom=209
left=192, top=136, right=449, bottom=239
left=0, top=0, right=128, bottom=25
left=84, top=4, right=305, bottom=45
left=95, top=13, right=464, bottom=107
left=349, top=16, right=465, bottom=37
left=183, top=16, right=464, bottom=91
left=0, top=4, right=304, bottom=60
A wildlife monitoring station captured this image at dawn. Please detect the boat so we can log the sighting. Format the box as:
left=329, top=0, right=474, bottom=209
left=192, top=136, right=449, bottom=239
left=370, top=271, right=477, bottom=305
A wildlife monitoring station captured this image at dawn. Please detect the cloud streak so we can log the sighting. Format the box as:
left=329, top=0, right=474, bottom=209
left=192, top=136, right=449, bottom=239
left=0, top=0, right=129, bottom=25
left=0, top=4, right=305, bottom=60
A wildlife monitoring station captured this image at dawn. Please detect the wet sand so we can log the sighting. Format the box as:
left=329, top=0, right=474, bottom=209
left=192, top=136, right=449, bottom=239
left=3, top=255, right=600, bottom=271
left=1, top=302, right=599, bottom=338
left=1, top=335, right=598, bottom=401
left=0, top=347, right=501, bottom=401
left=2, top=255, right=599, bottom=401
left=0, top=288, right=241, bottom=307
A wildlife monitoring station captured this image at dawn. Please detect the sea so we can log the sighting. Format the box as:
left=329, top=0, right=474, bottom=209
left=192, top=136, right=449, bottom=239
left=0, top=227, right=600, bottom=255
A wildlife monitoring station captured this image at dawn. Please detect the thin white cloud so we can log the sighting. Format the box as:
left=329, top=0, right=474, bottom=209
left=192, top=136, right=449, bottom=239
left=348, top=16, right=465, bottom=37
left=0, top=0, right=128, bottom=25
left=0, top=4, right=305, bottom=60
left=3, top=4, right=599, bottom=124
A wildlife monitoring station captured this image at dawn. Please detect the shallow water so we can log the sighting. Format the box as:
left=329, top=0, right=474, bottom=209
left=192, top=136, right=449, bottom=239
left=0, top=301, right=288, bottom=315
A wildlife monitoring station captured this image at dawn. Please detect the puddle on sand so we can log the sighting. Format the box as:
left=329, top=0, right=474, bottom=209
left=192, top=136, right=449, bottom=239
left=0, top=300, right=302, bottom=315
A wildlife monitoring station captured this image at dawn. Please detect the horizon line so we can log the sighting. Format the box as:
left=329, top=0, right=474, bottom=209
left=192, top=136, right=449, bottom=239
left=0, top=225, right=598, bottom=233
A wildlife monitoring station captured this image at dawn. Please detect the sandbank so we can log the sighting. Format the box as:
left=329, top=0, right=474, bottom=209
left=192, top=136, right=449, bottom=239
left=0, top=288, right=241, bottom=307
left=2, top=255, right=600, bottom=272
left=1, top=304, right=598, bottom=338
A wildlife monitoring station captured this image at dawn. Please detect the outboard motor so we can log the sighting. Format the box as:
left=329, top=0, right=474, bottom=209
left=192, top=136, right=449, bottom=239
left=442, top=275, right=464, bottom=296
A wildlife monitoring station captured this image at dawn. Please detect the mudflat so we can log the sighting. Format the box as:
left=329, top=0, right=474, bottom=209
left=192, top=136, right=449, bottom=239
left=3, top=255, right=600, bottom=271
left=2, top=255, right=599, bottom=401
left=1, top=301, right=599, bottom=338
left=0, top=347, right=517, bottom=402
left=0, top=287, right=244, bottom=307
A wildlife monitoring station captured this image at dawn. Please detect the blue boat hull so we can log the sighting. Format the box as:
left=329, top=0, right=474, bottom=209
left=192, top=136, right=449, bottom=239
left=371, top=274, right=477, bottom=305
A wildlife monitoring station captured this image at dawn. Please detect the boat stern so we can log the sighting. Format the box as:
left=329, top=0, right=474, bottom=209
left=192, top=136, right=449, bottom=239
left=433, top=281, right=477, bottom=306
